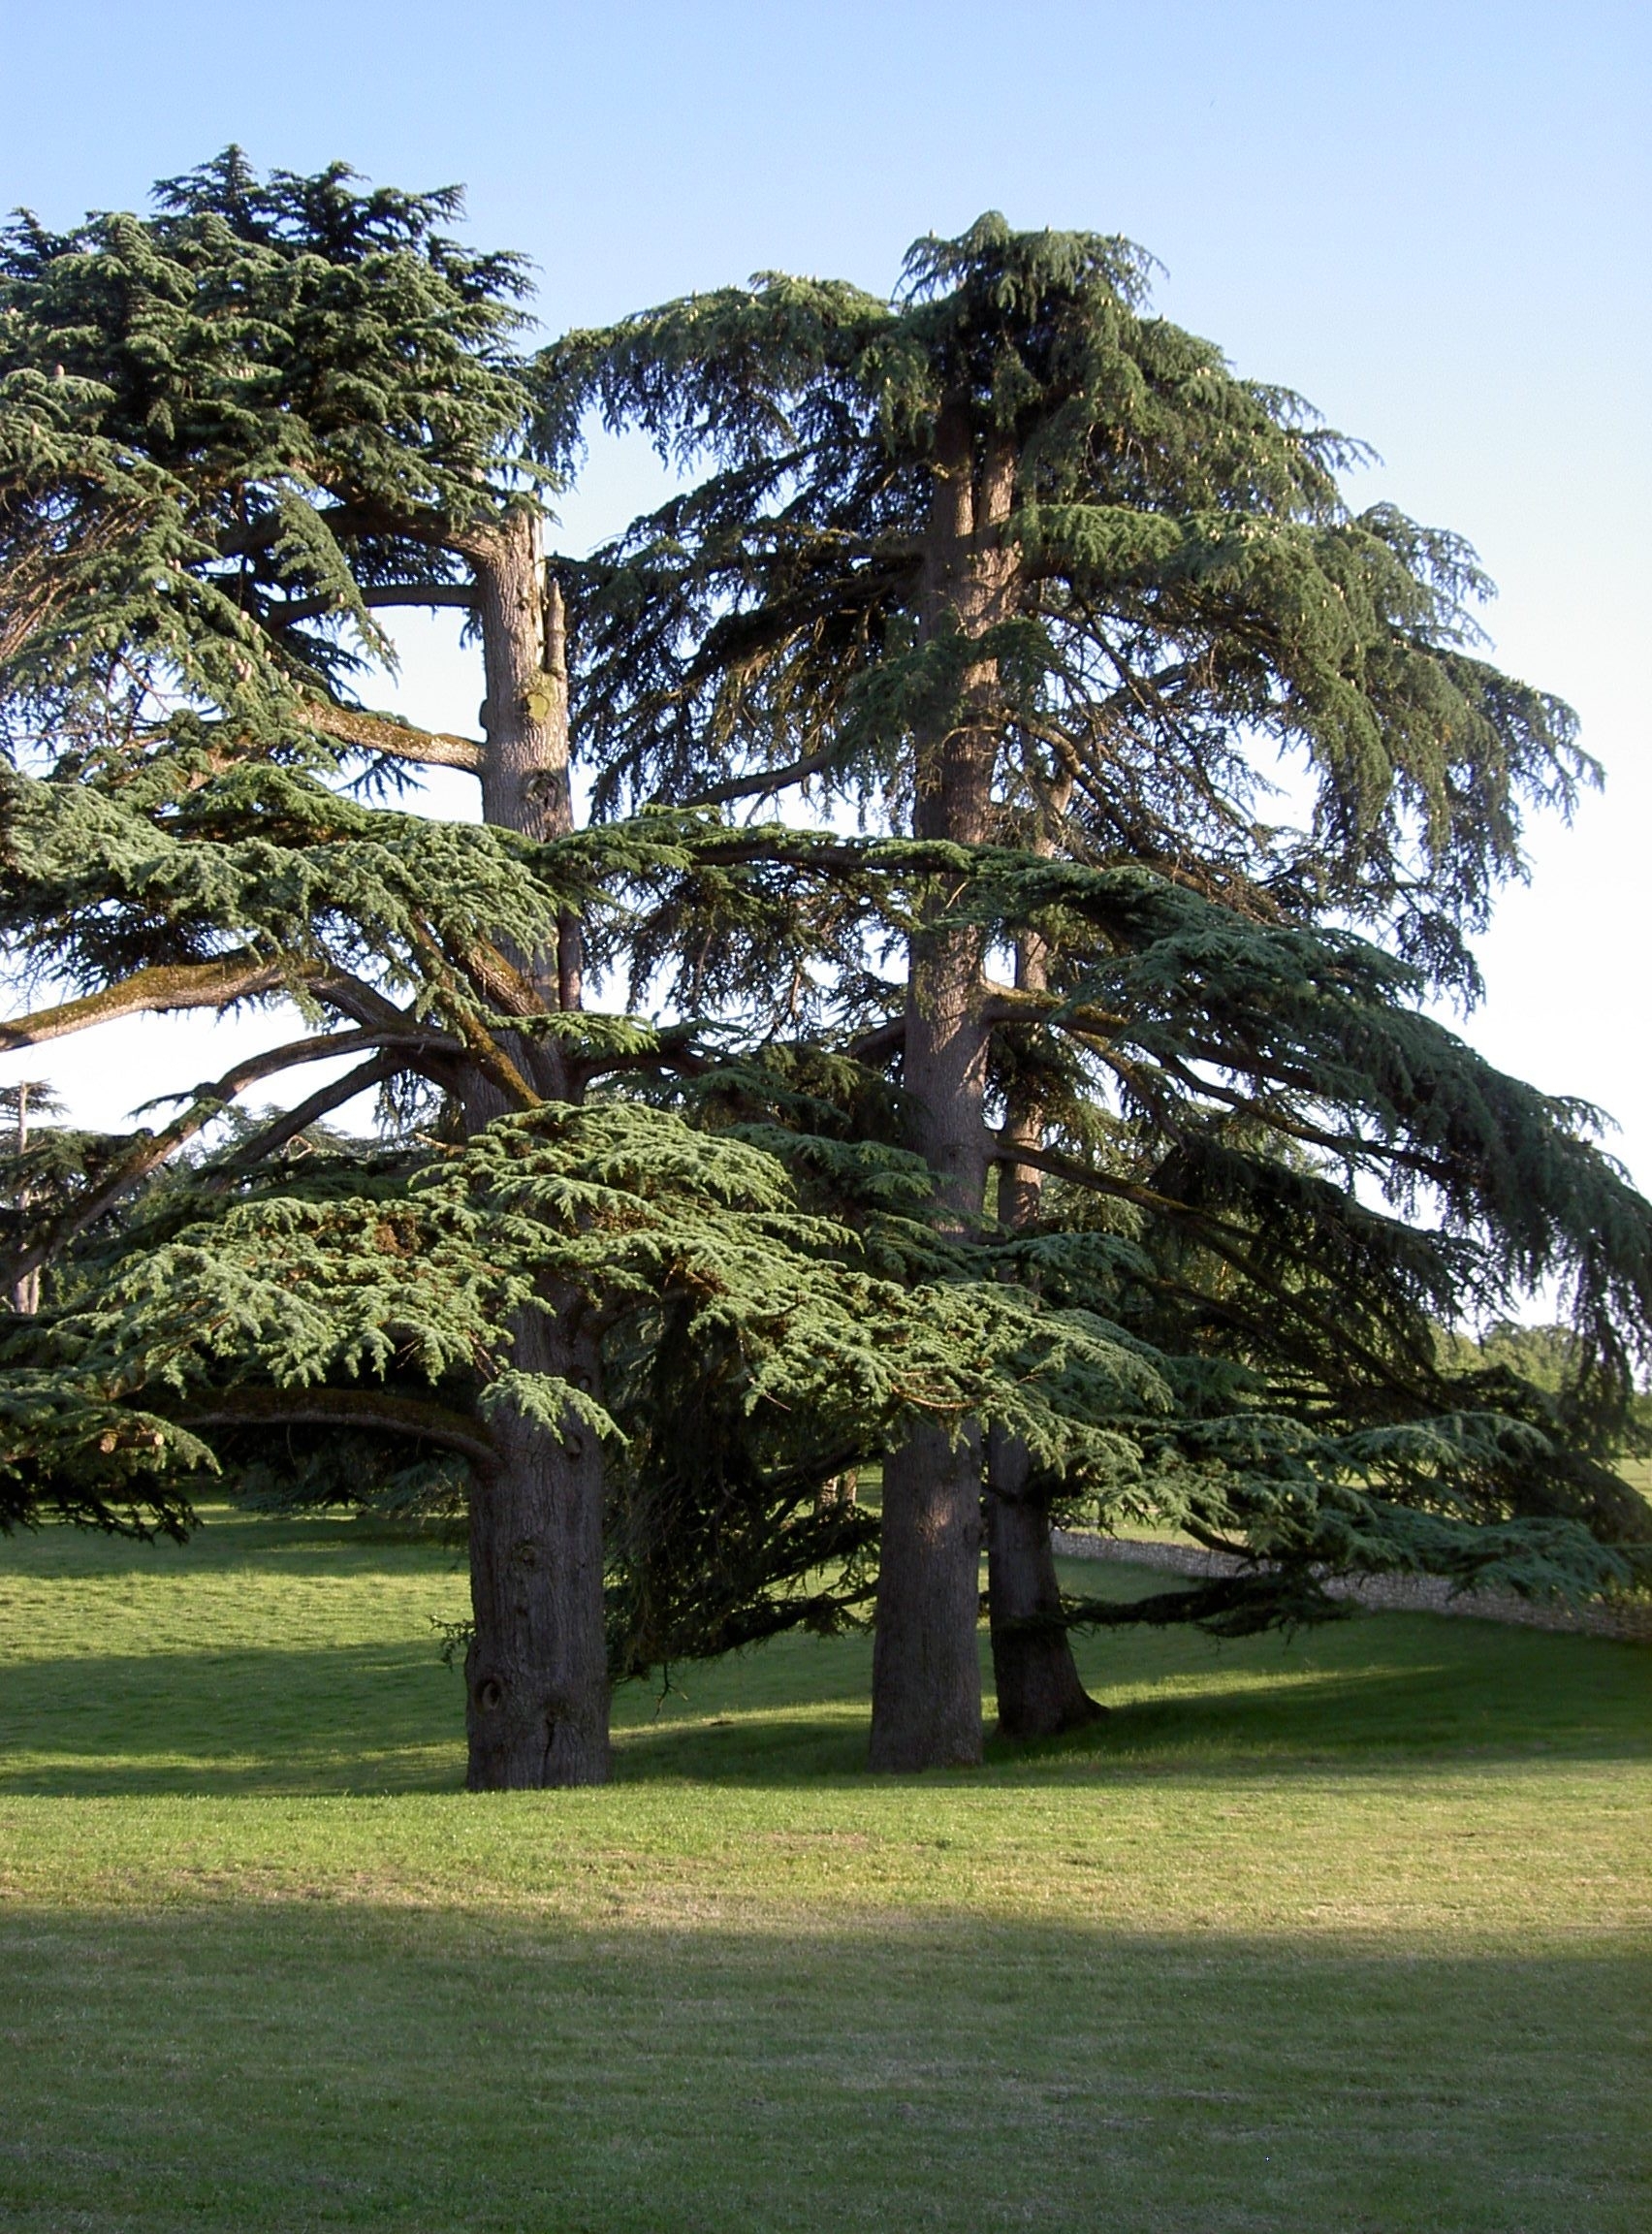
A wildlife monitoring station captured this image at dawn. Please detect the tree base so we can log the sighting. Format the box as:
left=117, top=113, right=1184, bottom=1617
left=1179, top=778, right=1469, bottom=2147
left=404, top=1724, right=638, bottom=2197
left=464, top=1298, right=613, bottom=1791
left=869, top=1420, right=985, bottom=1771
left=464, top=1659, right=613, bottom=1790
left=986, top=1432, right=1105, bottom=1745
left=991, top=1638, right=1108, bottom=1743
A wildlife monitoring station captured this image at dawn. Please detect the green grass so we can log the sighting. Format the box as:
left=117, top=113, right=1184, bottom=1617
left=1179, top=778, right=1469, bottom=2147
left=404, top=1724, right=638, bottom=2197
left=2, top=1508, right=1648, bottom=2231
left=1619, top=1452, right=1652, bottom=1504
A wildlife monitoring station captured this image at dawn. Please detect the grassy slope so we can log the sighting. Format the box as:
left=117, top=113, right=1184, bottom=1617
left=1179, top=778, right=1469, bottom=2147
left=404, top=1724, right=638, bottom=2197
left=1, top=1508, right=1647, bottom=2233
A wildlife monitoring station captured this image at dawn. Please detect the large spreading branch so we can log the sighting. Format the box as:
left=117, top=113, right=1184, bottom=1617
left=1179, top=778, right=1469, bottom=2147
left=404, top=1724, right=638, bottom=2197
left=300, top=701, right=483, bottom=773
left=0, top=951, right=300, bottom=1050
left=196, top=1049, right=419, bottom=1183
left=273, top=585, right=477, bottom=623
left=680, top=744, right=845, bottom=809
left=987, top=1129, right=1449, bottom=1404
left=1, top=1029, right=458, bottom=1290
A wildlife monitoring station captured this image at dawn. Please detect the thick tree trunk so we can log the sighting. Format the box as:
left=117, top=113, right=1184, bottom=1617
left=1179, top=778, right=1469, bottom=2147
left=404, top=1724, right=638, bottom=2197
left=464, top=1293, right=611, bottom=1787
left=868, top=886, right=992, bottom=1770
left=870, top=1420, right=986, bottom=1770
left=986, top=926, right=1105, bottom=1739
left=474, top=516, right=579, bottom=1100
left=462, top=510, right=612, bottom=1788
left=869, top=412, right=1016, bottom=1772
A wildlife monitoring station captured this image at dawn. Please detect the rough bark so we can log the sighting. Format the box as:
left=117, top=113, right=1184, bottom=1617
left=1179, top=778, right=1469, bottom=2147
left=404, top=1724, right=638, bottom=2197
left=302, top=698, right=483, bottom=772
left=986, top=1426, right=1106, bottom=1739
left=462, top=508, right=612, bottom=1788
left=0, top=951, right=298, bottom=1049
left=987, top=922, right=1106, bottom=1739
left=464, top=1293, right=612, bottom=1788
left=870, top=1419, right=986, bottom=1769
left=869, top=410, right=1017, bottom=1771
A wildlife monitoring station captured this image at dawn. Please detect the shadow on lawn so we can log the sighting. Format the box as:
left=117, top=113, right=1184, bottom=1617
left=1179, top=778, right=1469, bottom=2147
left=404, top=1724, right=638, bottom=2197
left=0, top=1641, right=461, bottom=1796
left=2, top=1901, right=1644, bottom=2233
left=1, top=1513, right=465, bottom=1584
left=4, top=1611, right=1648, bottom=1795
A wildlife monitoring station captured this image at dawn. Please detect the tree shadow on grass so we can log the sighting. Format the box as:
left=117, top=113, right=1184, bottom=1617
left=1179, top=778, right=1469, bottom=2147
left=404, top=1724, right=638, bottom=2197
left=4, top=1605, right=1648, bottom=1795
left=0, top=1505, right=465, bottom=1584
left=2, top=1901, right=1644, bottom=2233
left=0, top=1641, right=465, bottom=1795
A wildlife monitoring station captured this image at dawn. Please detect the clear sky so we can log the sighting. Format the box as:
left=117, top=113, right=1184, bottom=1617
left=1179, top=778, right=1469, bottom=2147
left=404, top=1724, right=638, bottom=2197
left=2, top=0, right=1648, bottom=1201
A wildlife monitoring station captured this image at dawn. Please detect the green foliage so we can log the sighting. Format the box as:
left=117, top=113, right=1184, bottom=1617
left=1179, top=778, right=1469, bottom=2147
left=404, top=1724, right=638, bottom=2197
left=550, top=217, right=1652, bottom=1628
left=0, top=148, right=537, bottom=749
left=594, top=826, right=1652, bottom=1571
left=0, top=1098, right=1175, bottom=1629
left=0, top=165, right=1646, bottom=1690
left=559, top=214, right=1590, bottom=987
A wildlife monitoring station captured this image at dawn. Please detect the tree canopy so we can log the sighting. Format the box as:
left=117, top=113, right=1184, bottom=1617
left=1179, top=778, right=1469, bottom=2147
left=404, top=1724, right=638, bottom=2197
left=1, top=161, right=1646, bottom=1785
left=557, top=214, right=1590, bottom=987
left=552, top=214, right=1650, bottom=1760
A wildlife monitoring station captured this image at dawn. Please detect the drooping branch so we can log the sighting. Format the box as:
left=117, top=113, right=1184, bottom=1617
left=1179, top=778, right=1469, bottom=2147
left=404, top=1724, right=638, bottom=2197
left=680, top=744, right=845, bottom=809
left=847, top=1016, right=906, bottom=1067
left=990, top=1130, right=1441, bottom=1404
left=176, top=1385, right=497, bottom=1471
left=2, top=1031, right=453, bottom=1289
left=847, top=986, right=1119, bottom=1072
left=198, top=1049, right=415, bottom=1185
left=987, top=1128, right=1303, bottom=1251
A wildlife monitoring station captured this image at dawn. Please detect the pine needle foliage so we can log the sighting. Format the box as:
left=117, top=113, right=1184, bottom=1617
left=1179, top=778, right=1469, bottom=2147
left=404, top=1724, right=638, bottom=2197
left=0, top=148, right=535, bottom=747
left=545, top=219, right=1652, bottom=1646
left=0, top=1098, right=1185, bottom=1634
left=632, top=834, right=1652, bottom=1610
left=552, top=214, right=1592, bottom=992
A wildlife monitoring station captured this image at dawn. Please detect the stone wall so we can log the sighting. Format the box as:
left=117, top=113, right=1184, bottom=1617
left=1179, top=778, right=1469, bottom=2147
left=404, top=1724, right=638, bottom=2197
left=1050, top=1531, right=1652, bottom=1643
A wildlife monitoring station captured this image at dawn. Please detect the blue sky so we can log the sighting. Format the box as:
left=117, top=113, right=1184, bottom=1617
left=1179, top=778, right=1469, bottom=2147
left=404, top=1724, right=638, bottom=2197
left=2, top=0, right=1648, bottom=1198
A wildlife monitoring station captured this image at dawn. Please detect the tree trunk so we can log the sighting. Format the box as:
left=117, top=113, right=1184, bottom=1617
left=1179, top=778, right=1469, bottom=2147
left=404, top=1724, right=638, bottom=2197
left=868, top=880, right=991, bottom=1769
left=869, top=410, right=1016, bottom=1772
left=464, top=1293, right=612, bottom=1787
left=11, top=1081, right=40, bottom=1316
left=987, top=1426, right=1105, bottom=1739
left=463, top=510, right=612, bottom=1788
left=869, top=1420, right=986, bottom=1770
left=986, top=921, right=1105, bottom=1739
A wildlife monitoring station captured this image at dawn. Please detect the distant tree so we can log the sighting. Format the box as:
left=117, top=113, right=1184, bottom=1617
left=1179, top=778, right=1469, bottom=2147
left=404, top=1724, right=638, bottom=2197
left=557, top=217, right=1652, bottom=1765
left=0, top=1077, right=62, bottom=1311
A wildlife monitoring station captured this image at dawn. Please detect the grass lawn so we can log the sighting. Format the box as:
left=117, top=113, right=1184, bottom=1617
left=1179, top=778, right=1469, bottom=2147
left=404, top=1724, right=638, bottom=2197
left=1, top=1508, right=1647, bottom=2231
